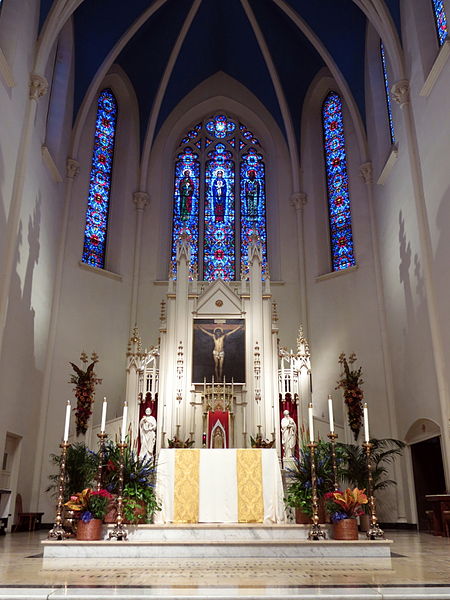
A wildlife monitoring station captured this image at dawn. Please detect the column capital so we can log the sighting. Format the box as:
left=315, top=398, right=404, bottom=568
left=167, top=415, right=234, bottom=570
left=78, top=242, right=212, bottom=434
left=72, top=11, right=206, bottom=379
left=29, top=73, right=48, bottom=100
left=391, top=79, right=410, bottom=108
left=133, top=191, right=150, bottom=211
left=290, top=192, right=307, bottom=211
left=359, top=161, right=373, bottom=185
left=66, top=158, right=80, bottom=179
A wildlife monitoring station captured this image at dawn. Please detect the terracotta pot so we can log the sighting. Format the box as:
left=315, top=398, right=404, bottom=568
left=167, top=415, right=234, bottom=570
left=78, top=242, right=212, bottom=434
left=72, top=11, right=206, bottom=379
left=295, top=500, right=327, bottom=524
left=76, top=518, right=103, bottom=541
left=332, top=518, right=359, bottom=540
left=103, top=496, right=117, bottom=524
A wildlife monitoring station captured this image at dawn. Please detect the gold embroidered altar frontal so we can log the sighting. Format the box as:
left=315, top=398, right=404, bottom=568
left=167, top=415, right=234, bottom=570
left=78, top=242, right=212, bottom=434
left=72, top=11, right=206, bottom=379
left=173, top=449, right=200, bottom=523
left=237, top=448, right=264, bottom=522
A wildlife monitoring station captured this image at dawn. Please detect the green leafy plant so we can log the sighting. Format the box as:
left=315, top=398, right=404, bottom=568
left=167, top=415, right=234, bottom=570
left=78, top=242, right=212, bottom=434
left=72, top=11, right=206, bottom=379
left=64, top=488, right=112, bottom=522
left=167, top=437, right=195, bottom=448
left=47, top=442, right=99, bottom=501
left=336, top=352, right=364, bottom=440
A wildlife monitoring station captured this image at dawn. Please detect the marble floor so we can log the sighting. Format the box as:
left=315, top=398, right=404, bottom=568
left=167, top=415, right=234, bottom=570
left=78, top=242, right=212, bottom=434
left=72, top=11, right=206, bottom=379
left=0, top=529, right=449, bottom=599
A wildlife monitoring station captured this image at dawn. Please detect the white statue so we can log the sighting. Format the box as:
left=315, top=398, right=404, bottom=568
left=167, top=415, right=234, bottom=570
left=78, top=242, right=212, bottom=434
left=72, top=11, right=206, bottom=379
left=281, top=410, right=297, bottom=459
left=139, top=407, right=157, bottom=461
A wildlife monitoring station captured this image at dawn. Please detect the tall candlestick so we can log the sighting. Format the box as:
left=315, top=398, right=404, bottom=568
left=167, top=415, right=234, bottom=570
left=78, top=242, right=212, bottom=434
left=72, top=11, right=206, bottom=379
left=63, top=400, right=71, bottom=442
left=328, top=395, right=334, bottom=433
left=308, top=402, right=314, bottom=442
left=101, top=397, right=107, bottom=433
left=363, top=402, right=370, bottom=442
left=121, top=401, right=128, bottom=442
left=281, top=360, right=285, bottom=394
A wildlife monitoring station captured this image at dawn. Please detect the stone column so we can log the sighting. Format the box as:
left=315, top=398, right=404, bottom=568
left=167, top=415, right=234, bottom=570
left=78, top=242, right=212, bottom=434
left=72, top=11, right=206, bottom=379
left=391, top=79, right=450, bottom=487
left=290, top=192, right=309, bottom=336
left=130, top=191, right=149, bottom=327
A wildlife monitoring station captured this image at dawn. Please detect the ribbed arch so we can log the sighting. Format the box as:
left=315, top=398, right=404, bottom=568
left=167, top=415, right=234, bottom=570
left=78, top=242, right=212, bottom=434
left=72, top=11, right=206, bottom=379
left=81, top=88, right=118, bottom=268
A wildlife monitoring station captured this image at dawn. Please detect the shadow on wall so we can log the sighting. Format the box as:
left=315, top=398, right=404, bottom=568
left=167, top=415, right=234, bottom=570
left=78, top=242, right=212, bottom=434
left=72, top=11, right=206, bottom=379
left=0, top=195, right=44, bottom=513
left=434, top=186, right=450, bottom=374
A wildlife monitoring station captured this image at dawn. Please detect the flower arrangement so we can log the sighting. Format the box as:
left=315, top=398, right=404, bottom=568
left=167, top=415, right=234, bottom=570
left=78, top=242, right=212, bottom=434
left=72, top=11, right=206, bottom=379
left=324, top=487, right=368, bottom=522
left=250, top=433, right=275, bottom=448
left=69, top=352, right=102, bottom=435
left=336, top=352, right=364, bottom=440
left=64, top=488, right=112, bottom=523
left=167, top=436, right=195, bottom=448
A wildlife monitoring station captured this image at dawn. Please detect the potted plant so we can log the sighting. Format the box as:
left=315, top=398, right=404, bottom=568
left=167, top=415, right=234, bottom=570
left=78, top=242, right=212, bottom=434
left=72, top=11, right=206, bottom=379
left=64, top=488, right=112, bottom=540
left=47, top=442, right=99, bottom=500
left=103, top=439, right=160, bottom=524
left=324, top=487, right=368, bottom=539
left=338, top=438, right=405, bottom=530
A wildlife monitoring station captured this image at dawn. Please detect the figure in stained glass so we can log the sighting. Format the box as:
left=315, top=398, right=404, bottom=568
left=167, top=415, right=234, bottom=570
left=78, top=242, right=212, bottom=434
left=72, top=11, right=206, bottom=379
left=179, top=169, right=194, bottom=219
left=212, top=170, right=227, bottom=222
left=244, top=169, right=260, bottom=217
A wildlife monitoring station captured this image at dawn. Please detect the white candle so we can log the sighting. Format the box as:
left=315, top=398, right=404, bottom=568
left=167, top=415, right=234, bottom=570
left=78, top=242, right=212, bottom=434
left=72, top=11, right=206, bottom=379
left=363, top=403, right=370, bottom=442
left=63, top=400, right=71, bottom=442
left=308, top=402, right=314, bottom=442
left=121, top=401, right=128, bottom=442
left=328, top=395, right=334, bottom=433
left=101, top=397, right=107, bottom=433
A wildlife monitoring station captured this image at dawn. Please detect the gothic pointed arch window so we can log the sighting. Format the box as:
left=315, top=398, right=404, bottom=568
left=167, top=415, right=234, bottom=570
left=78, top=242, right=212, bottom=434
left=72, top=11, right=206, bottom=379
left=431, top=0, right=448, bottom=46
left=380, top=41, right=396, bottom=146
left=81, top=88, right=118, bottom=269
left=322, top=91, right=355, bottom=272
left=170, top=114, right=267, bottom=281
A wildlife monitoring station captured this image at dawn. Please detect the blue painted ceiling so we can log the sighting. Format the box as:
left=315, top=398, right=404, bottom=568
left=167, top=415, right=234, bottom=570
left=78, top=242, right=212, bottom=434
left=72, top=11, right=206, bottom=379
left=39, top=0, right=402, bottom=151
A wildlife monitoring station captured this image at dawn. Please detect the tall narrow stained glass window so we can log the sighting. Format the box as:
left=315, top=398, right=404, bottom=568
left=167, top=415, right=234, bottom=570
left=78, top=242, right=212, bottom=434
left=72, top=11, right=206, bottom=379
left=431, top=0, right=448, bottom=46
left=171, top=114, right=267, bottom=281
left=380, top=41, right=395, bottom=145
left=82, top=89, right=117, bottom=269
left=322, top=92, right=355, bottom=271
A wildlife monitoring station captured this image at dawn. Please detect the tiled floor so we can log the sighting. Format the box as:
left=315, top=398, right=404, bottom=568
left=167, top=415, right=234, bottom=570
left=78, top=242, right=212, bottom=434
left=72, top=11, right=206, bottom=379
left=0, top=529, right=449, bottom=598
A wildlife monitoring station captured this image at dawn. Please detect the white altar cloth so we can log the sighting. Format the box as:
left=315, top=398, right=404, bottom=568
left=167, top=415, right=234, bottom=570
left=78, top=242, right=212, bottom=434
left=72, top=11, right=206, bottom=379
left=154, top=448, right=286, bottom=524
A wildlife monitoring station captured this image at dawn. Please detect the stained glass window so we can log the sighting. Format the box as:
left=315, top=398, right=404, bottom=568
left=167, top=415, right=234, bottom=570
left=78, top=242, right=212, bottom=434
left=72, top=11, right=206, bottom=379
left=204, top=144, right=235, bottom=280
left=171, top=114, right=267, bottom=281
left=432, top=0, right=448, bottom=45
left=380, top=42, right=395, bottom=145
left=82, top=89, right=117, bottom=269
left=170, top=147, right=200, bottom=275
left=322, top=92, right=355, bottom=271
left=240, top=148, right=267, bottom=276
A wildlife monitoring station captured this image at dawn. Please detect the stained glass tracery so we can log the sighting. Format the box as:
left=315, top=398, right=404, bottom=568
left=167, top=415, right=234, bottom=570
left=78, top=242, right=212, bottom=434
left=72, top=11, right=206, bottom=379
left=322, top=92, right=355, bottom=271
left=380, top=42, right=395, bottom=145
left=432, top=0, right=448, bottom=45
left=82, top=89, right=117, bottom=269
left=206, top=114, right=236, bottom=139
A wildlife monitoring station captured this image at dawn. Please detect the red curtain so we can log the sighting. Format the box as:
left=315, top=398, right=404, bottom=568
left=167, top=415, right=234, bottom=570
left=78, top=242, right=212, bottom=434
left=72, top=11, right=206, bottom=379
left=207, top=411, right=229, bottom=448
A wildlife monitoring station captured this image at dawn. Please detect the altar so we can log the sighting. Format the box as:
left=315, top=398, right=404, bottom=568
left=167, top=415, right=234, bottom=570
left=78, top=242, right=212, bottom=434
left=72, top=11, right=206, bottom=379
left=154, top=448, right=286, bottom=524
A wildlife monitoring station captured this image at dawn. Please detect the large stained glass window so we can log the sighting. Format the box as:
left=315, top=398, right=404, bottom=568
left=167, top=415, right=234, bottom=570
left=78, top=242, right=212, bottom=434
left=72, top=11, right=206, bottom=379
left=380, top=42, right=395, bottom=145
left=171, top=114, right=267, bottom=281
left=322, top=92, right=355, bottom=271
left=432, top=0, right=448, bottom=46
left=82, top=89, right=117, bottom=269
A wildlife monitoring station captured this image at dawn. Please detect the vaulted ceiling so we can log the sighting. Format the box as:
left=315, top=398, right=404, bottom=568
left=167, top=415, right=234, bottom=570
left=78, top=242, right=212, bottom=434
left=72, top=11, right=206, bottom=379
left=39, top=0, right=402, bottom=148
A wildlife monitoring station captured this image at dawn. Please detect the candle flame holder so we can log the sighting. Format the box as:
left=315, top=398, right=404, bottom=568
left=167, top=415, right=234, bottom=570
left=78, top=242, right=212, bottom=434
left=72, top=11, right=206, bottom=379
left=48, top=442, right=70, bottom=540
left=363, top=441, right=385, bottom=540
left=307, top=442, right=326, bottom=540
left=109, top=442, right=128, bottom=541
left=96, top=432, right=108, bottom=491
left=327, top=431, right=339, bottom=491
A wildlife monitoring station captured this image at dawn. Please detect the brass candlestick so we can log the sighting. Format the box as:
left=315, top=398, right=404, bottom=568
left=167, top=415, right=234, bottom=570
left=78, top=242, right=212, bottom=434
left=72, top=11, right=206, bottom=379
left=327, top=431, right=339, bottom=491
left=109, top=442, right=128, bottom=541
left=48, top=441, right=70, bottom=540
left=96, top=432, right=108, bottom=491
left=363, top=441, right=385, bottom=540
left=307, top=442, right=326, bottom=540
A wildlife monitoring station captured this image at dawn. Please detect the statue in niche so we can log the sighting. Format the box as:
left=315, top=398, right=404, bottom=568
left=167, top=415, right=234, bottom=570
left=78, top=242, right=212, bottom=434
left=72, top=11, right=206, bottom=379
left=139, top=407, right=157, bottom=461
left=198, top=324, right=243, bottom=381
left=212, top=170, right=227, bottom=222
left=281, top=410, right=297, bottom=459
left=244, top=169, right=260, bottom=217
left=179, top=169, right=194, bottom=220
left=212, top=426, right=225, bottom=448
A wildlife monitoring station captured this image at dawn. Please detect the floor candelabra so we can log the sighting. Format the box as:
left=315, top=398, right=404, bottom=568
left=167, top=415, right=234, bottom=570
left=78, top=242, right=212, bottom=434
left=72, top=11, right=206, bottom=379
left=109, top=442, right=128, bottom=541
left=363, top=441, right=385, bottom=540
left=96, top=432, right=108, bottom=491
left=307, top=442, right=326, bottom=540
left=327, top=431, right=339, bottom=491
left=48, top=442, right=71, bottom=540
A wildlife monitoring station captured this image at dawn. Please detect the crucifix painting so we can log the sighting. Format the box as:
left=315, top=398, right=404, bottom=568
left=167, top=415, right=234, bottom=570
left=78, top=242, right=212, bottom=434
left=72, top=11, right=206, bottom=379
left=192, top=319, right=245, bottom=383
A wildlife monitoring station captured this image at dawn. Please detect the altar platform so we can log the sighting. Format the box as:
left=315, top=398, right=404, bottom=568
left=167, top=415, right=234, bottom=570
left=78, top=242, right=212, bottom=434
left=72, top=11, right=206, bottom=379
left=41, top=523, right=393, bottom=560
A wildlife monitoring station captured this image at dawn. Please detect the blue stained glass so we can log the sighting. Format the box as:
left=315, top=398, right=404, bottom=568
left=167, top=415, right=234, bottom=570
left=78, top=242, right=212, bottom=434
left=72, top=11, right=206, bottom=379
left=205, top=115, right=236, bottom=139
left=171, top=147, right=200, bottom=275
left=432, top=0, right=448, bottom=45
left=240, top=148, right=267, bottom=277
left=205, top=138, right=213, bottom=148
left=204, top=144, right=235, bottom=280
left=322, top=92, right=355, bottom=271
left=82, top=89, right=117, bottom=269
left=380, top=42, right=395, bottom=145
left=239, top=123, right=260, bottom=146
left=179, top=122, right=202, bottom=145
